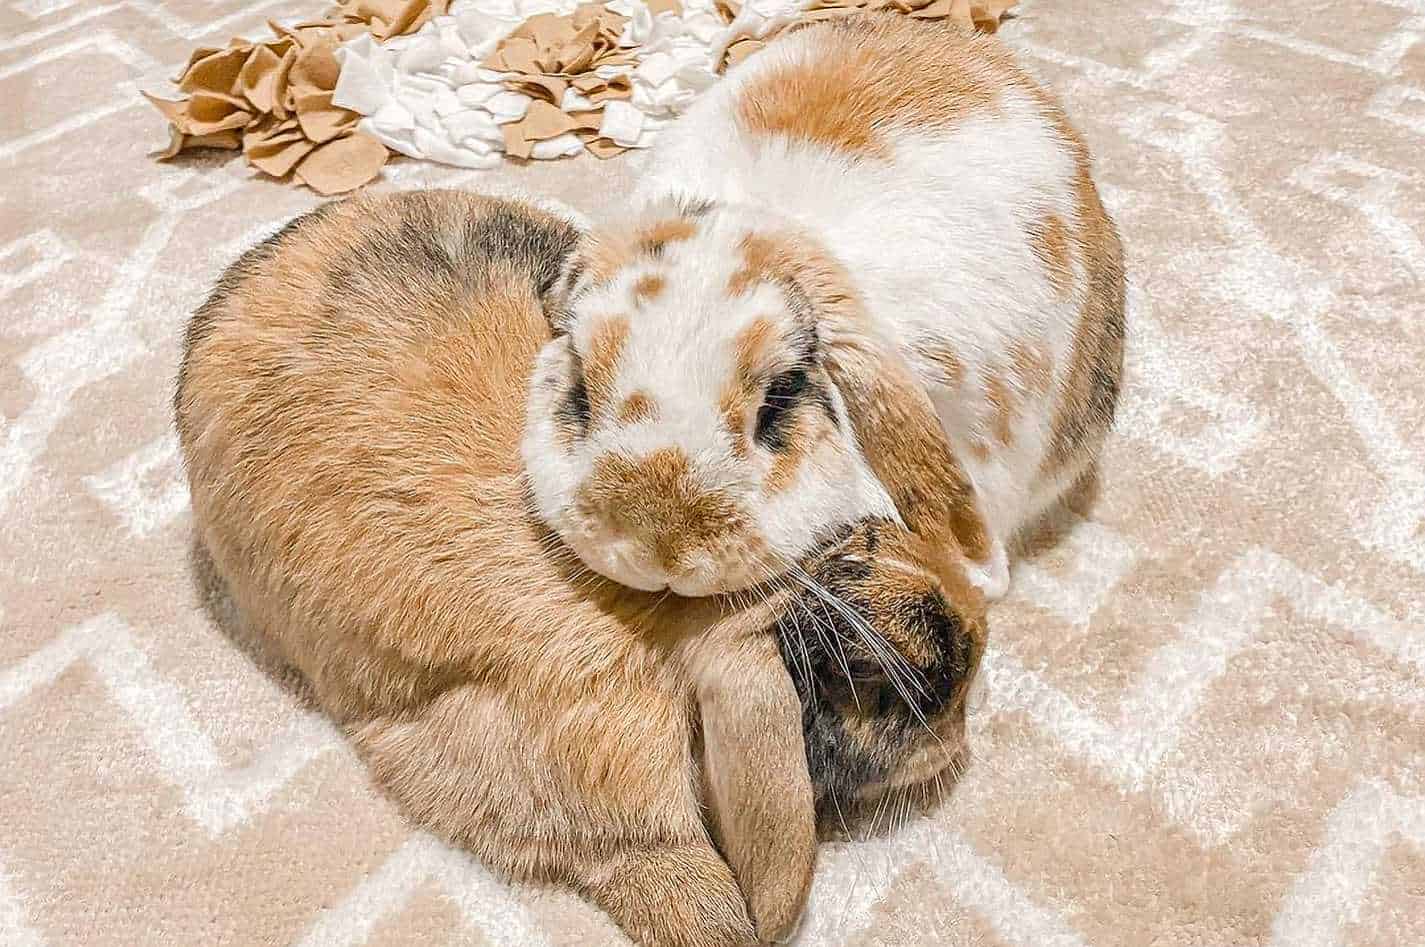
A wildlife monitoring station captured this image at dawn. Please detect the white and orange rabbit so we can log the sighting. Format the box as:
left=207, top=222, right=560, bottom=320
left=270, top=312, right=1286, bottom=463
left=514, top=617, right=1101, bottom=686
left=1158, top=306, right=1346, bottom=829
left=522, top=14, right=1125, bottom=601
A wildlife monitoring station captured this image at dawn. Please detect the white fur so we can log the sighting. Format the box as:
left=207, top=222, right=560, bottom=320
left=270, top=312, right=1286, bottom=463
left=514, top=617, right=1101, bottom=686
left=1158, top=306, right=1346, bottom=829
left=622, top=30, right=1093, bottom=598
left=522, top=223, right=900, bottom=594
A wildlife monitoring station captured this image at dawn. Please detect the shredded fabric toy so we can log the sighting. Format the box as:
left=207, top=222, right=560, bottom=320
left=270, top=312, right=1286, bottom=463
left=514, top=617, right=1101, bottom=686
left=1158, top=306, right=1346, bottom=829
left=145, top=0, right=1016, bottom=192
left=142, top=1, right=454, bottom=193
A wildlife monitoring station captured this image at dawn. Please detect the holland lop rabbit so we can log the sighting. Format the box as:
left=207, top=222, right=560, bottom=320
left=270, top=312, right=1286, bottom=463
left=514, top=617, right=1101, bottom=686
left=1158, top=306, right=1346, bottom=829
left=522, top=14, right=1126, bottom=604
left=176, top=191, right=985, bottom=946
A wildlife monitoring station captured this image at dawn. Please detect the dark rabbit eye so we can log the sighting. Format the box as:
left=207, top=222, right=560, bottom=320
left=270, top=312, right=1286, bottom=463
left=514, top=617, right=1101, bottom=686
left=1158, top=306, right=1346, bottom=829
left=754, top=367, right=808, bottom=450
left=844, top=661, right=902, bottom=716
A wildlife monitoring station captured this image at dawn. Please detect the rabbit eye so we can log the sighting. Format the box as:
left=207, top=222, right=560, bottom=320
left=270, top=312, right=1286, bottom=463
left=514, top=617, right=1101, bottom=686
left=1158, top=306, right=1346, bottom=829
left=754, top=367, right=808, bottom=450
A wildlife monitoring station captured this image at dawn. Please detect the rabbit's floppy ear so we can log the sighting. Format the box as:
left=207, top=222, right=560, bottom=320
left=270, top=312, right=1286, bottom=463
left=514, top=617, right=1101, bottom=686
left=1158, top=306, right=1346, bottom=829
left=818, top=312, right=993, bottom=574
left=541, top=236, right=588, bottom=336
left=691, top=628, right=816, bottom=944
left=721, top=223, right=992, bottom=571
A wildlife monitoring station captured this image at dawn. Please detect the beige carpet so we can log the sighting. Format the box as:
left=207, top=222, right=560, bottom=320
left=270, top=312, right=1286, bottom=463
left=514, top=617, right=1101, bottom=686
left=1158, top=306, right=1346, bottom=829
left=4, top=0, right=1425, bottom=944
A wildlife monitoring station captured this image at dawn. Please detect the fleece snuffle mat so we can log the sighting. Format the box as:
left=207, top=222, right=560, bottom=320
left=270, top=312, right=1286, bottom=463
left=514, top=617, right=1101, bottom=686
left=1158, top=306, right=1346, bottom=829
left=143, top=0, right=1017, bottom=192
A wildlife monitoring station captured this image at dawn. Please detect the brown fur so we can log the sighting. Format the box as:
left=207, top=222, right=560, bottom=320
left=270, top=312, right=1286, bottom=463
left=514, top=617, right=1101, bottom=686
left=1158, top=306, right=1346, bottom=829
left=984, top=371, right=1017, bottom=447
left=1010, top=338, right=1054, bottom=397
left=639, top=216, right=700, bottom=255
left=571, top=214, right=702, bottom=295
left=727, top=232, right=796, bottom=298
left=717, top=317, right=783, bottom=457
left=617, top=391, right=658, bottom=425
left=176, top=193, right=804, bottom=946
left=1040, top=144, right=1126, bottom=481
left=1028, top=212, right=1074, bottom=299
left=916, top=339, right=966, bottom=389
left=735, top=16, right=1011, bottom=159
left=718, top=386, right=751, bottom=458
left=633, top=272, right=667, bottom=303
left=992, top=79, right=1126, bottom=482
left=584, top=315, right=630, bottom=414
left=581, top=447, right=744, bottom=573
left=578, top=230, right=639, bottom=285
left=177, top=192, right=986, bottom=945
left=848, top=357, right=995, bottom=571
left=773, top=520, right=985, bottom=827
left=763, top=417, right=813, bottom=493
left=732, top=317, right=780, bottom=384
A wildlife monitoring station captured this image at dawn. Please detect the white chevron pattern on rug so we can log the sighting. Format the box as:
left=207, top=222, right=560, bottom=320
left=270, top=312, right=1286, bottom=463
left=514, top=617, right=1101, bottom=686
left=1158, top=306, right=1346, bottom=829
left=2, top=0, right=1422, bottom=943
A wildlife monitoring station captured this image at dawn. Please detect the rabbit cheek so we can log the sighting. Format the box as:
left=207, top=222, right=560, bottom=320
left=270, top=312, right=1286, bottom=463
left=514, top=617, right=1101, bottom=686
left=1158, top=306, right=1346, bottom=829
left=792, top=526, right=982, bottom=821
left=795, top=695, right=888, bottom=829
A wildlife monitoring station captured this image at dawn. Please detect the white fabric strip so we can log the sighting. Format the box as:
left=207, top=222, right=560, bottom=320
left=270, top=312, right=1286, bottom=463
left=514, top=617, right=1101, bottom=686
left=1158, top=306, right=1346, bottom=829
left=332, top=0, right=809, bottom=167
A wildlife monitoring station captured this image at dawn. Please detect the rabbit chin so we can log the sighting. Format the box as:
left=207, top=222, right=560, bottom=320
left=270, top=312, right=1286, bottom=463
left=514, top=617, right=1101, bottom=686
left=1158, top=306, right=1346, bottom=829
left=823, top=721, right=973, bottom=841
left=546, top=516, right=779, bottom=596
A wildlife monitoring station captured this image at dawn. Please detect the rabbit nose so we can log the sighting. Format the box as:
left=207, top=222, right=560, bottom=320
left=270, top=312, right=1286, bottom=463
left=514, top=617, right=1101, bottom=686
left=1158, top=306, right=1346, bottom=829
left=586, top=446, right=700, bottom=524
left=588, top=447, right=740, bottom=538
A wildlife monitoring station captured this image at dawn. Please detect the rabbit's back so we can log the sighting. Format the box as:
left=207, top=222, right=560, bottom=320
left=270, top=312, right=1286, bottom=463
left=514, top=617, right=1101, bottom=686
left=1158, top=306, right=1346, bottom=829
left=638, top=15, right=1125, bottom=581
left=176, top=191, right=707, bottom=846
left=179, top=194, right=601, bottom=708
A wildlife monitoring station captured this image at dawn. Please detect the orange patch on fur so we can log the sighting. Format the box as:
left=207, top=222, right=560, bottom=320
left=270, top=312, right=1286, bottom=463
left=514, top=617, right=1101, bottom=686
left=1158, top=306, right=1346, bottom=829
left=984, top=373, right=1016, bottom=447
left=727, top=232, right=783, bottom=298
left=632, top=273, right=666, bottom=304
left=1039, top=160, right=1126, bottom=482
left=733, top=318, right=780, bottom=383
left=638, top=217, right=698, bottom=255
left=1028, top=213, right=1074, bottom=298
left=917, top=341, right=965, bottom=389
left=966, top=75, right=1125, bottom=485
left=579, top=233, right=637, bottom=286
left=763, top=425, right=809, bottom=493
left=584, top=316, right=630, bottom=413
left=616, top=391, right=657, bottom=425
left=1010, top=339, right=1054, bottom=397
left=576, top=217, right=698, bottom=292
left=725, top=230, right=838, bottom=314
left=719, top=388, right=751, bottom=458
left=736, top=17, right=1002, bottom=159
left=583, top=447, right=740, bottom=571
left=718, top=317, right=783, bottom=458
left=830, top=354, right=992, bottom=566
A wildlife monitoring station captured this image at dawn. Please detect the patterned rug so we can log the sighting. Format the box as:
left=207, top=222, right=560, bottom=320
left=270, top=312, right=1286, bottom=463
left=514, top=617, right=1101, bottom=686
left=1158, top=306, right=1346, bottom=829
left=3, top=0, right=1423, bottom=944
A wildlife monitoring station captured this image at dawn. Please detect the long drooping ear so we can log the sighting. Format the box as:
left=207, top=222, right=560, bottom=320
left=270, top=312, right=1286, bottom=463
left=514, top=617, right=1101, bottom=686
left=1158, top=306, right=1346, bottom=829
left=691, top=629, right=816, bottom=943
left=740, top=227, right=993, bottom=568
left=821, top=322, right=993, bottom=568
left=542, top=235, right=592, bottom=336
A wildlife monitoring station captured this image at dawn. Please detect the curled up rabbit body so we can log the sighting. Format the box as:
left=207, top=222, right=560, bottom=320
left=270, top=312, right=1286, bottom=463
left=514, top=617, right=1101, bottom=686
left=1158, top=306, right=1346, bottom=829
left=176, top=191, right=986, bottom=947
left=524, top=15, right=1126, bottom=602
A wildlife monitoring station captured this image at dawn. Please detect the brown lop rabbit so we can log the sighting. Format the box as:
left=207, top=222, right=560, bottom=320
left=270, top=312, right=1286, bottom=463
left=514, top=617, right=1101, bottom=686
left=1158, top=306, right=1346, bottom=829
left=175, top=191, right=985, bottom=946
